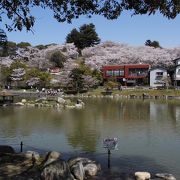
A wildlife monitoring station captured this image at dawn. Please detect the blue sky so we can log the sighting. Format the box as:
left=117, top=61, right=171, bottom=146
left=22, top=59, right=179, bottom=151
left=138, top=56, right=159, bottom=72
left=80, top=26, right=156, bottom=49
left=4, top=8, right=180, bottom=48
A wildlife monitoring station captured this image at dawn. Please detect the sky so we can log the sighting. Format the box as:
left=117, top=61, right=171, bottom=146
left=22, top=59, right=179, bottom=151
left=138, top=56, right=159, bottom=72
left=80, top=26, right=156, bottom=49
left=4, top=7, right=180, bottom=48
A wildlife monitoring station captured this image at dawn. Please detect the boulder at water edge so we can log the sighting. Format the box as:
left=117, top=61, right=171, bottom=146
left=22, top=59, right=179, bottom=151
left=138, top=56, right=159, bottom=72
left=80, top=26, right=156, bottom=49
left=15, top=102, right=25, bottom=106
left=41, top=160, right=74, bottom=180
left=84, top=163, right=101, bottom=176
left=68, top=157, right=92, bottom=168
left=155, top=173, right=176, bottom=180
left=57, top=97, right=66, bottom=104
left=0, top=145, right=15, bottom=154
left=43, top=151, right=61, bottom=167
left=70, top=161, right=84, bottom=180
left=75, top=103, right=84, bottom=109
left=25, top=151, right=40, bottom=161
left=135, top=172, right=151, bottom=180
left=68, top=157, right=101, bottom=179
left=21, top=99, right=27, bottom=103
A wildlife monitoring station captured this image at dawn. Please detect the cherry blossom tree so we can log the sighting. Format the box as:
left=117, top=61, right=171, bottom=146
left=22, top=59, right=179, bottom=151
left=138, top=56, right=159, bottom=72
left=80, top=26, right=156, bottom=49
left=11, top=68, right=26, bottom=88
left=82, top=42, right=180, bottom=69
left=26, top=77, right=40, bottom=87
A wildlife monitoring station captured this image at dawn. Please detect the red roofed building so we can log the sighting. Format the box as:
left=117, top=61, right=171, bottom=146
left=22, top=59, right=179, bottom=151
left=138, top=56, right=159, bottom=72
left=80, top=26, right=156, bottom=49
left=102, top=64, right=150, bottom=85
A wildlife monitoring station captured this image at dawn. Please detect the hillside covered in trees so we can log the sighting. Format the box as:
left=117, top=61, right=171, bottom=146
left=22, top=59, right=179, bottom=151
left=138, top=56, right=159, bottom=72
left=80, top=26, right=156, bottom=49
left=82, top=41, right=180, bottom=69
left=0, top=41, right=180, bottom=89
left=1, top=42, right=180, bottom=69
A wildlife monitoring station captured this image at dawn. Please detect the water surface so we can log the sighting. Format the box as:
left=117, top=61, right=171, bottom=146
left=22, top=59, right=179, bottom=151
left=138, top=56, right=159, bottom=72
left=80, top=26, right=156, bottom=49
left=0, top=98, right=180, bottom=178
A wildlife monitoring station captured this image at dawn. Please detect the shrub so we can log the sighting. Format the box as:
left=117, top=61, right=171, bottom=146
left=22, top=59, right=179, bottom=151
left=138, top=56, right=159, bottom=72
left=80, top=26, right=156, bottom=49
left=50, top=51, right=66, bottom=68
left=17, top=42, right=31, bottom=48
left=35, top=44, right=46, bottom=50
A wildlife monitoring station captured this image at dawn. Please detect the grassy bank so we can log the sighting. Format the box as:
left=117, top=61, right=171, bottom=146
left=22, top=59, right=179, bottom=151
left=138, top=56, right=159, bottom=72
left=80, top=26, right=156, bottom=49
left=1, top=87, right=180, bottom=97
left=86, top=87, right=180, bottom=96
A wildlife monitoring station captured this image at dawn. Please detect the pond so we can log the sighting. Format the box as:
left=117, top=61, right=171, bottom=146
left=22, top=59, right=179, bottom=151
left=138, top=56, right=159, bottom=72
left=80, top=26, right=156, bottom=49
left=0, top=98, right=180, bottom=178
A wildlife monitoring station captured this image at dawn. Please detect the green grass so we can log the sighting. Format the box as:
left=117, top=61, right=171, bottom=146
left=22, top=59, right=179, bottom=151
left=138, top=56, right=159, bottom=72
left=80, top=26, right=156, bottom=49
left=2, top=87, right=180, bottom=97
left=85, top=87, right=180, bottom=96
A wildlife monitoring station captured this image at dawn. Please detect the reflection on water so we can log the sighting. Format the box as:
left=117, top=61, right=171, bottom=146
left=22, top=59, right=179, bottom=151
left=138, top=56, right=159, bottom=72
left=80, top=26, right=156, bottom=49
left=0, top=98, right=180, bottom=177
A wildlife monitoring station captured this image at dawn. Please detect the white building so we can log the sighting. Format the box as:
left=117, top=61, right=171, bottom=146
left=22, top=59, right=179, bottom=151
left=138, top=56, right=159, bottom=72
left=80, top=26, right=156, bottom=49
left=173, top=58, right=180, bottom=87
left=150, top=67, right=167, bottom=87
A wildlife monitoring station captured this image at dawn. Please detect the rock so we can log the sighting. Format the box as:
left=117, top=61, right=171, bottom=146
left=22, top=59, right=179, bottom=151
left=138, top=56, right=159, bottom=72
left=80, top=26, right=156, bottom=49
left=21, top=99, right=27, bottom=103
left=43, top=151, right=61, bottom=166
left=75, top=103, right=83, bottom=109
left=68, top=157, right=93, bottom=168
left=57, top=97, right=66, bottom=104
left=25, top=151, right=40, bottom=161
left=15, top=102, right=24, bottom=106
left=41, top=159, right=74, bottom=180
left=66, top=105, right=76, bottom=109
left=35, top=97, right=47, bottom=103
left=0, top=145, right=15, bottom=154
left=135, top=172, right=151, bottom=180
left=26, top=103, right=35, bottom=107
left=155, top=173, right=176, bottom=180
left=68, top=157, right=101, bottom=179
left=71, top=161, right=84, bottom=180
left=84, top=163, right=100, bottom=176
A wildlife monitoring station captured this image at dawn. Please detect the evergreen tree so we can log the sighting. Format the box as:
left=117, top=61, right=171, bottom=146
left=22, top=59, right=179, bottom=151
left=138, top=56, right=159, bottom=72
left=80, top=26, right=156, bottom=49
left=145, top=39, right=161, bottom=48
left=0, top=29, right=8, bottom=56
left=66, top=23, right=100, bottom=50
left=66, top=29, right=82, bottom=49
left=79, top=23, right=100, bottom=49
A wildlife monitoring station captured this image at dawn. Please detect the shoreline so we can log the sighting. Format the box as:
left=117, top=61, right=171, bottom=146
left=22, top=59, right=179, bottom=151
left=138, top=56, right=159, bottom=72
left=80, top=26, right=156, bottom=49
left=0, top=149, right=177, bottom=180
left=1, top=89, right=180, bottom=101
left=0, top=87, right=180, bottom=99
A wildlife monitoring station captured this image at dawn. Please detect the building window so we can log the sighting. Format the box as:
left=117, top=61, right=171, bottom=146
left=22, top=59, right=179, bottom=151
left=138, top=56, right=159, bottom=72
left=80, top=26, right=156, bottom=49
left=113, top=70, right=119, bottom=76
left=119, top=69, right=124, bottom=76
left=106, top=69, right=124, bottom=77
left=177, top=69, right=180, bottom=75
left=156, top=72, right=163, bottom=76
left=155, top=71, right=163, bottom=80
left=129, top=68, right=148, bottom=76
left=106, top=70, right=113, bottom=76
